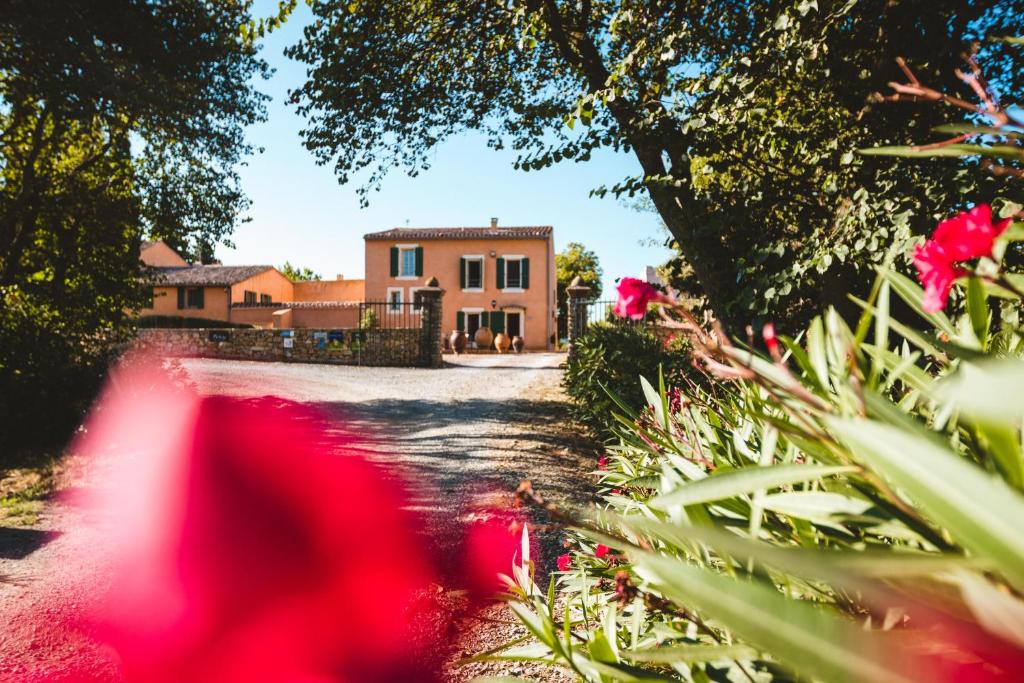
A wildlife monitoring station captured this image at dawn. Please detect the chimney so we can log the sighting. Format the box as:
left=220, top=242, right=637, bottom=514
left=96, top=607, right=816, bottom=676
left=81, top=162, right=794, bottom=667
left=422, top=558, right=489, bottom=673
left=490, top=217, right=498, bottom=228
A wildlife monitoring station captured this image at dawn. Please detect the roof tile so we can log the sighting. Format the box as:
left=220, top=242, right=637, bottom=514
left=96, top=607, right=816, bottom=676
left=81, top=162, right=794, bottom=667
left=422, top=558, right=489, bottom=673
left=363, top=226, right=552, bottom=241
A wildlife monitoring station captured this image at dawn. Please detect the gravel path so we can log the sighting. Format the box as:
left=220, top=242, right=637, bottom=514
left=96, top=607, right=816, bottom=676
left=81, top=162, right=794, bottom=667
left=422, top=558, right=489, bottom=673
left=0, top=353, right=596, bottom=681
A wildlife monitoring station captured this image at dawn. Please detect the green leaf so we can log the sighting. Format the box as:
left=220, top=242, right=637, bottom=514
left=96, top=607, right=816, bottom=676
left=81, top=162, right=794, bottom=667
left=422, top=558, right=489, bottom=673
left=966, top=277, right=989, bottom=349
left=827, top=417, right=1024, bottom=589
left=879, top=269, right=957, bottom=339
left=635, top=554, right=916, bottom=682
left=622, top=643, right=759, bottom=664
left=650, top=464, right=856, bottom=509
left=760, top=491, right=873, bottom=522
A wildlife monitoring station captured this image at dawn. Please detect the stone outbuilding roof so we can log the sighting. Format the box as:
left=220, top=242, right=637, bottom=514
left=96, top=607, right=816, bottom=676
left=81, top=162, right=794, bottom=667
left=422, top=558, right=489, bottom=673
left=363, top=226, right=553, bottom=241
left=146, top=265, right=275, bottom=286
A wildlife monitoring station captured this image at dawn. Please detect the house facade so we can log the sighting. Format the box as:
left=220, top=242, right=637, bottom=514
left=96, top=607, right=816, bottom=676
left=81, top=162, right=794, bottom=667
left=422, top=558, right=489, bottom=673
left=364, top=222, right=556, bottom=350
left=138, top=240, right=364, bottom=327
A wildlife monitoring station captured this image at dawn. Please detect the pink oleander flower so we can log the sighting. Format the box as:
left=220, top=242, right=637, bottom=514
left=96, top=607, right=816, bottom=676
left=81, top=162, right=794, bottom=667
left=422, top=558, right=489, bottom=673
left=598, top=455, right=608, bottom=470
left=763, top=322, right=779, bottom=357
left=613, top=277, right=669, bottom=321
left=595, top=544, right=611, bottom=559
left=556, top=554, right=572, bottom=571
left=913, top=240, right=967, bottom=314
left=913, top=204, right=1011, bottom=313
left=932, top=204, right=1011, bottom=262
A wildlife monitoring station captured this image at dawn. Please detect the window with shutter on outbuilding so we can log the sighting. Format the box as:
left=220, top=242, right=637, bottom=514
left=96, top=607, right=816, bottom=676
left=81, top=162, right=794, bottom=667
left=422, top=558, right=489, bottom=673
left=390, top=246, right=399, bottom=277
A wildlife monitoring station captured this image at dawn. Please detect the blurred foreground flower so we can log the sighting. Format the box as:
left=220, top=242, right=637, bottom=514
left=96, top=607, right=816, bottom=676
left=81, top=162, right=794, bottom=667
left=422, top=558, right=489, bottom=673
left=74, top=359, right=445, bottom=683
left=612, top=277, right=670, bottom=320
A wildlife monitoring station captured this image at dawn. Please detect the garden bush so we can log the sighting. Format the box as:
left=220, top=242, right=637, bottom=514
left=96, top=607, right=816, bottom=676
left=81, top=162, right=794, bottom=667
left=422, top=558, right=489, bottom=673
left=563, top=323, right=690, bottom=438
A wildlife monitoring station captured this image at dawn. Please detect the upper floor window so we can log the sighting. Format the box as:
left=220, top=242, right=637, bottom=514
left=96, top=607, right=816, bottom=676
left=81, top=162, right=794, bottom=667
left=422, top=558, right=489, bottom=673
left=461, top=256, right=484, bottom=290
left=390, top=245, right=423, bottom=279
left=244, top=290, right=257, bottom=304
left=498, top=256, right=530, bottom=290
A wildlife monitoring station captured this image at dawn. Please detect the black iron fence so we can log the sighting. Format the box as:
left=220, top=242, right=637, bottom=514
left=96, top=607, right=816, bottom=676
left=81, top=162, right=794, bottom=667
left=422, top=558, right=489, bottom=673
left=357, top=300, right=422, bottom=330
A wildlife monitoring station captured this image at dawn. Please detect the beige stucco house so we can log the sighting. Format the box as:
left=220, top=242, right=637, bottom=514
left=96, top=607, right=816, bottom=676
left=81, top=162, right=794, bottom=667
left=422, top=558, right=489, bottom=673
left=138, top=240, right=364, bottom=327
left=364, top=221, right=556, bottom=350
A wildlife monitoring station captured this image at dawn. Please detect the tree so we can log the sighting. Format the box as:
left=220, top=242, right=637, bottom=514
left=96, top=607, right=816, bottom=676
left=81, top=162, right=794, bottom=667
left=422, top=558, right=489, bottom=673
left=284, top=0, right=1024, bottom=327
left=280, top=261, right=323, bottom=282
left=556, top=242, right=602, bottom=340
left=0, top=1, right=268, bottom=452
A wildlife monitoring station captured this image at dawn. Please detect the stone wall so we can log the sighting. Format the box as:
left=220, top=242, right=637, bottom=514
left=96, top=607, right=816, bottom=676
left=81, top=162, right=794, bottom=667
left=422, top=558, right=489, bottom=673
left=137, top=327, right=424, bottom=367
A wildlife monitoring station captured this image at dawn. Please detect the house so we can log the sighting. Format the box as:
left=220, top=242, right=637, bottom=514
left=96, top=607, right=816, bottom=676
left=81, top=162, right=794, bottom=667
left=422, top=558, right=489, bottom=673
left=138, top=240, right=364, bottom=327
left=363, top=220, right=556, bottom=350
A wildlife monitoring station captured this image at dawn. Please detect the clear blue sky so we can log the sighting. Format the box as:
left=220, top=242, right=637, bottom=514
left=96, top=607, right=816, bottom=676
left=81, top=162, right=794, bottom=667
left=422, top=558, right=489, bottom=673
left=221, top=3, right=673, bottom=297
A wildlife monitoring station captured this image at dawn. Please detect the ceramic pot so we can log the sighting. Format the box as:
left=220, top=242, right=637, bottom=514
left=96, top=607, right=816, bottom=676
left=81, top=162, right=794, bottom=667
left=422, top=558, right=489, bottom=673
left=474, top=326, right=493, bottom=348
left=494, top=332, right=511, bottom=353
left=511, top=335, right=525, bottom=353
left=450, top=329, right=467, bottom=354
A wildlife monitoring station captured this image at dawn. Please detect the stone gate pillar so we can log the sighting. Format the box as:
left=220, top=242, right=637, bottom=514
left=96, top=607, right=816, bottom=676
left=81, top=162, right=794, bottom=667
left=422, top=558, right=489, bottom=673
left=566, top=275, right=592, bottom=357
left=417, top=276, right=445, bottom=368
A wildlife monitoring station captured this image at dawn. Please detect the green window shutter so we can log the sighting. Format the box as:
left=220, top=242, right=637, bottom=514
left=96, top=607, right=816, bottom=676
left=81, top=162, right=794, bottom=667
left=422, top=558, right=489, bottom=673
left=521, top=257, right=530, bottom=289
left=481, top=311, right=489, bottom=328
left=456, top=311, right=465, bottom=331
left=490, top=311, right=505, bottom=334
left=496, top=257, right=505, bottom=289
left=459, top=257, right=466, bottom=289
left=177, top=287, right=185, bottom=309
left=390, top=246, right=399, bottom=277
left=196, top=288, right=205, bottom=309
left=415, top=246, right=424, bottom=277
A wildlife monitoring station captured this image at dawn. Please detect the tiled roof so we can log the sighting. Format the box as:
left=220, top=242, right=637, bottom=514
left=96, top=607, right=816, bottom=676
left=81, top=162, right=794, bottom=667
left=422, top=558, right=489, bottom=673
left=232, top=301, right=361, bottom=309
left=363, top=226, right=553, bottom=241
left=146, top=265, right=275, bottom=286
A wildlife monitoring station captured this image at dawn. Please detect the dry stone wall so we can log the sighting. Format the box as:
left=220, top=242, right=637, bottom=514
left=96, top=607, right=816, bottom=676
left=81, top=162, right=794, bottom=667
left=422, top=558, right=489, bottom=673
left=137, top=327, right=425, bottom=367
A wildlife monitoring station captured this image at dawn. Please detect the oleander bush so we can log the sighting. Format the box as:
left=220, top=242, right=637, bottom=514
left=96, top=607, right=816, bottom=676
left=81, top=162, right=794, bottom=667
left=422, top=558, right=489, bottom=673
left=479, top=239, right=1024, bottom=680
left=563, top=323, right=691, bottom=438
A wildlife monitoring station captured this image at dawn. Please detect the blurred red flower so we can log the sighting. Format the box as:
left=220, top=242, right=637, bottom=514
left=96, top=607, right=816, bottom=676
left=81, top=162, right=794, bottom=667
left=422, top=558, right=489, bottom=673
left=556, top=554, right=572, bottom=571
left=613, top=277, right=669, bottom=321
left=598, top=455, right=608, bottom=470
left=594, top=544, right=611, bottom=559
left=75, top=362, right=444, bottom=683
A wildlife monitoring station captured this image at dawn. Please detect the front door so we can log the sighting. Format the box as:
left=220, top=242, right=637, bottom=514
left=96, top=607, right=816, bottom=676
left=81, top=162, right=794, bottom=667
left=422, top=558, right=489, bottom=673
left=506, top=311, right=522, bottom=338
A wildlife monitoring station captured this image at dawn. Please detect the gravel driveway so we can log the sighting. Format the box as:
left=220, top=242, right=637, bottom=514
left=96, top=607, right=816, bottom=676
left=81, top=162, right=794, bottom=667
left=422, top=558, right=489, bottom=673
left=0, top=353, right=596, bottom=681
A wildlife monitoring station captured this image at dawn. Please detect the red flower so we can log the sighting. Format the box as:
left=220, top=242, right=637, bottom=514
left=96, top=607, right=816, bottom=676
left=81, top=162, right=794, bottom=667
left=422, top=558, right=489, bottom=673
left=611, top=488, right=623, bottom=495
left=613, top=277, right=669, bottom=321
left=763, top=322, right=779, bottom=357
left=67, top=361, right=446, bottom=683
left=598, top=455, right=608, bottom=470
left=556, top=554, right=572, bottom=571
left=595, top=544, right=611, bottom=559
left=932, top=204, right=1011, bottom=262
left=913, top=240, right=967, bottom=314
left=913, top=204, right=1011, bottom=313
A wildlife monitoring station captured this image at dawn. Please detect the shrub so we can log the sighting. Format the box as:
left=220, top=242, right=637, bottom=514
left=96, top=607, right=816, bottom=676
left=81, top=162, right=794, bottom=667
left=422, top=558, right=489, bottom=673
left=487, top=250, right=1024, bottom=680
left=563, top=323, right=690, bottom=437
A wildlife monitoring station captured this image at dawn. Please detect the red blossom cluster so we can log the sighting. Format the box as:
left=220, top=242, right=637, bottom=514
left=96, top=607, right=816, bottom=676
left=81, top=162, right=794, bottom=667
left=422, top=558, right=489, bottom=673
left=913, top=204, right=1010, bottom=312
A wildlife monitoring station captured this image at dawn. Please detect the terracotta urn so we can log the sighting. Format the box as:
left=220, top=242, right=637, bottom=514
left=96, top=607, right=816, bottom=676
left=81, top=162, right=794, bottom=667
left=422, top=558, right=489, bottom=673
left=511, top=335, right=525, bottom=353
left=474, top=326, right=493, bottom=349
left=494, top=332, right=511, bottom=354
left=449, top=329, right=467, bottom=354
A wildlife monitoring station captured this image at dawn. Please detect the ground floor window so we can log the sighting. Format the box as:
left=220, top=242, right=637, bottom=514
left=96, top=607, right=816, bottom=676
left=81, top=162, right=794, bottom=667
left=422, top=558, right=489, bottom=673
left=178, top=286, right=205, bottom=309
left=386, top=287, right=403, bottom=313
left=466, top=312, right=481, bottom=338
